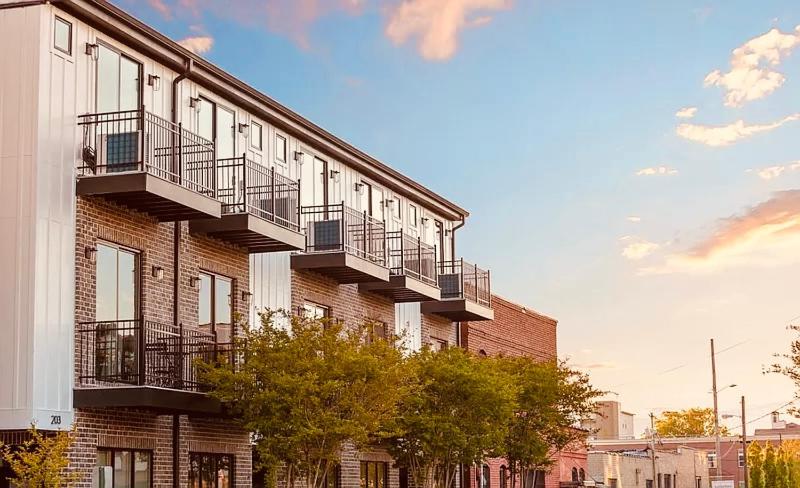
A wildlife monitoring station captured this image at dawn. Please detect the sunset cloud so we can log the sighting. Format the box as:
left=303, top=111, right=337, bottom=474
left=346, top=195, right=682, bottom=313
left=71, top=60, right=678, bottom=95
left=676, top=113, right=800, bottom=147
left=177, top=35, right=214, bottom=54
left=704, top=26, right=800, bottom=107
left=384, top=0, right=512, bottom=61
left=640, top=191, right=800, bottom=274
left=148, top=0, right=172, bottom=18
left=751, top=161, right=800, bottom=180
left=636, top=166, right=678, bottom=176
left=621, top=237, right=660, bottom=260
left=675, top=107, right=698, bottom=119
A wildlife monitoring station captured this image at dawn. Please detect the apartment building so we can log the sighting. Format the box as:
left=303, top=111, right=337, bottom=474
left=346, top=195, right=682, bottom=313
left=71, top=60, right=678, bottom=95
left=0, top=1, right=494, bottom=487
left=583, top=402, right=636, bottom=441
left=459, top=296, right=587, bottom=488
left=586, top=448, right=709, bottom=488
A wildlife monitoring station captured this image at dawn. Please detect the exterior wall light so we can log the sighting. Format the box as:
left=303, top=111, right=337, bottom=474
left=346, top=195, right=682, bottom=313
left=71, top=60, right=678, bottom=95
left=329, top=169, right=340, bottom=183
left=189, top=276, right=201, bottom=288
left=241, top=291, right=253, bottom=305
left=85, top=43, right=98, bottom=60
left=152, top=265, right=164, bottom=281
left=147, top=74, right=161, bottom=91
left=238, top=123, right=249, bottom=135
left=189, top=97, right=202, bottom=111
left=85, top=245, right=97, bottom=263
left=354, top=182, right=365, bottom=194
left=294, top=151, right=305, bottom=163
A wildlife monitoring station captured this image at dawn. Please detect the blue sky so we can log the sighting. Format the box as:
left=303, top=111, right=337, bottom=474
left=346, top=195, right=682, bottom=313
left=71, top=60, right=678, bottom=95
left=121, top=0, right=800, bottom=433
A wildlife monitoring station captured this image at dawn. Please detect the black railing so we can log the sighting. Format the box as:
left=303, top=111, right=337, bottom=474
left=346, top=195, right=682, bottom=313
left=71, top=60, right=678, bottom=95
left=77, top=109, right=216, bottom=197
left=300, top=203, right=387, bottom=266
left=437, top=259, right=491, bottom=307
left=386, top=231, right=437, bottom=286
left=76, top=319, right=233, bottom=392
left=217, top=155, right=300, bottom=232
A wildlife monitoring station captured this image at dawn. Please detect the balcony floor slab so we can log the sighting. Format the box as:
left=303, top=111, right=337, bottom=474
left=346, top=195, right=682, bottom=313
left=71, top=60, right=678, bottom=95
left=420, top=298, right=495, bottom=321
left=73, top=386, right=223, bottom=415
left=359, top=275, right=441, bottom=302
left=291, top=252, right=390, bottom=284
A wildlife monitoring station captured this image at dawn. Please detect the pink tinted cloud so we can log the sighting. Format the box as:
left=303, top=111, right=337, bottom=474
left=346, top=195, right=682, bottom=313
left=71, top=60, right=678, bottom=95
left=177, top=35, right=214, bottom=54
left=148, top=0, right=172, bottom=18
left=385, top=0, right=512, bottom=61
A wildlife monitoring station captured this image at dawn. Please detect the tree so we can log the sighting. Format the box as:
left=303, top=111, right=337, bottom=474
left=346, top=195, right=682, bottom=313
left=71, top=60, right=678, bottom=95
left=776, top=447, right=790, bottom=488
left=764, top=444, right=778, bottom=488
left=386, top=347, right=517, bottom=488
left=749, top=442, right=765, bottom=488
left=653, top=408, right=730, bottom=437
left=0, top=426, right=80, bottom=488
left=199, top=312, right=410, bottom=488
left=495, top=357, right=601, bottom=488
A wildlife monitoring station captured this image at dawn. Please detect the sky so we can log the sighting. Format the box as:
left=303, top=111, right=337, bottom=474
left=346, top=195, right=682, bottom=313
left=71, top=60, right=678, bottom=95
left=117, top=0, right=800, bottom=436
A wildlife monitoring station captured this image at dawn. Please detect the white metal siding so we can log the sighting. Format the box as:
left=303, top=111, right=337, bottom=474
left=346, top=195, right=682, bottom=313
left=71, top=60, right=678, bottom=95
left=395, top=303, right=422, bottom=353
left=249, top=252, right=292, bottom=330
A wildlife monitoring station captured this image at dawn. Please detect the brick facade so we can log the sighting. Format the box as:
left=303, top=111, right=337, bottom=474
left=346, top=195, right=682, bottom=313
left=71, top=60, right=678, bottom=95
left=70, top=196, right=252, bottom=488
left=461, top=295, right=586, bottom=488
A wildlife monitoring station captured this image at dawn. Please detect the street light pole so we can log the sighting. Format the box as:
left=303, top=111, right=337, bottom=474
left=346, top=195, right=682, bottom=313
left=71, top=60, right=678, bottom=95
left=711, top=339, right=722, bottom=478
left=742, top=396, right=748, bottom=488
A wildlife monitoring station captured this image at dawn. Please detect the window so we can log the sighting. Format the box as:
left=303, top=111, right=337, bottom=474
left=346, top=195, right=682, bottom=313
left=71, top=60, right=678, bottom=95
left=96, top=448, right=151, bottom=488
left=738, top=449, right=745, bottom=468
left=658, top=473, right=663, bottom=488
left=360, top=461, right=387, bottom=488
left=196, top=98, right=235, bottom=158
left=579, top=469, right=585, bottom=482
left=500, top=466, right=508, bottom=488
left=54, top=17, right=72, bottom=55
left=646, top=481, right=654, bottom=488
left=392, top=197, right=401, bottom=220
left=321, top=462, right=340, bottom=488
left=695, top=478, right=702, bottom=488
left=303, top=302, right=330, bottom=320
left=664, top=474, right=672, bottom=488
left=432, top=338, right=448, bottom=351
left=371, top=187, right=384, bottom=221
left=251, top=121, right=263, bottom=150
left=198, top=272, right=233, bottom=341
left=97, top=44, right=141, bottom=113
left=275, top=134, right=287, bottom=164
left=367, top=322, right=387, bottom=343
left=480, top=465, right=490, bottom=488
left=359, top=181, right=373, bottom=214
left=408, top=204, right=418, bottom=227
left=607, top=479, right=618, bottom=488
left=522, top=471, right=545, bottom=488
left=571, top=468, right=578, bottom=482
left=189, top=453, right=233, bottom=488
left=707, top=453, right=717, bottom=469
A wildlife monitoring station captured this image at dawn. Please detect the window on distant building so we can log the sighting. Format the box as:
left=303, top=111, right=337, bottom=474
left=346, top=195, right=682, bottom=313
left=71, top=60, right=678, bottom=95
left=366, top=322, right=387, bottom=344
left=189, top=453, right=233, bottom=488
left=571, top=468, right=578, bottom=482
left=664, top=473, right=672, bottom=488
left=607, top=479, right=618, bottom=488
left=431, top=337, right=448, bottom=351
left=481, top=465, right=490, bottom=488
left=646, top=480, right=654, bottom=488
left=321, top=462, right=339, bottom=488
left=696, top=477, right=702, bottom=488
left=54, top=17, right=72, bottom=55
left=500, top=466, right=508, bottom=488
left=658, top=473, right=663, bottom=488
left=360, top=461, right=387, bottom=488
left=707, top=453, right=717, bottom=469
left=579, top=469, right=585, bottom=481
left=96, top=448, right=152, bottom=488
left=302, top=301, right=330, bottom=321
left=738, top=449, right=745, bottom=468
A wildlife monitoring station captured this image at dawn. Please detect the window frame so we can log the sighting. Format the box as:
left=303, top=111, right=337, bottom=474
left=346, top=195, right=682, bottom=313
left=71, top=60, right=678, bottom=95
left=302, top=301, right=331, bottom=321
left=251, top=120, right=263, bottom=151
left=95, top=41, right=143, bottom=113
left=275, top=133, right=287, bottom=166
left=95, top=241, right=141, bottom=322
left=408, top=204, right=418, bottom=228
left=360, top=461, right=388, bottom=488
left=54, top=16, right=73, bottom=56
left=189, top=452, right=235, bottom=488
left=96, top=447, right=153, bottom=488
left=198, top=271, right=233, bottom=335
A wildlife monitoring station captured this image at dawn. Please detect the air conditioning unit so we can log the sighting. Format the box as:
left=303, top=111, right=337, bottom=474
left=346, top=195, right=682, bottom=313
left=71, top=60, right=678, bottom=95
left=96, top=131, right=142, bottom=173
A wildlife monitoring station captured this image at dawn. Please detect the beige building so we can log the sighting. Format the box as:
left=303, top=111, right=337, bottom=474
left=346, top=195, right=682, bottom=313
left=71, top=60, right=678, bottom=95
left=583, top=401, right=636, bottom=440
left=587, top=448, right=708, bottom=488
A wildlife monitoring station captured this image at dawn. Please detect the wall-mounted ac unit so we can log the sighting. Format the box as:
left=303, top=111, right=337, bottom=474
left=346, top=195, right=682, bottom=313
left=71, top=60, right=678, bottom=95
left=96, top=131, right=142, bottom=173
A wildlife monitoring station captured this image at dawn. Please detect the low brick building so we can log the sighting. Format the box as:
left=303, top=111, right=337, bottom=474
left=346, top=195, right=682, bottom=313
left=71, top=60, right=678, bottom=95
left=587, top=449, right=708, bottom=488
left=461, top=295, right=588, bottom=488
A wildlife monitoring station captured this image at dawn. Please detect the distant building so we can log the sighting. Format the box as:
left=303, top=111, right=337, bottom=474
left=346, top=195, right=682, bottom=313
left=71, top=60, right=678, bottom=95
left=587, top=448, right=708, bottom=488
left=752, top=411, right=800, bottom=436
left=583, top=401, right=636, bottom=440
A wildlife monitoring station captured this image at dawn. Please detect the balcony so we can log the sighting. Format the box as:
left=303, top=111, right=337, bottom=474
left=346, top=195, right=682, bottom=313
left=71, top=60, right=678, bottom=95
left=76, top=109, right=221, bottom=221
left=291, top=203, right=390, bottom=284
left=360, top=231, right=440, bottom=302
left=190, top=156, right=305, bottom=252
left=74, top=319, right=233, bottom=415
left=420, top=259, right=494, bottom=321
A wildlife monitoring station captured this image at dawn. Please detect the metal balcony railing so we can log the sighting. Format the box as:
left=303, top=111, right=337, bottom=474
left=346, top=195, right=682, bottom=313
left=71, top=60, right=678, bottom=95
left=76, top=319, right=234, bottom=392
left=300, top=203, right=387, bottom=266
left=77, top=109, right=216, bottom=197
left=437, top=259, right=491, bottom=307
left=386, top=231, right=437, bottom=286
left=217, top=155, right=300, bottom=232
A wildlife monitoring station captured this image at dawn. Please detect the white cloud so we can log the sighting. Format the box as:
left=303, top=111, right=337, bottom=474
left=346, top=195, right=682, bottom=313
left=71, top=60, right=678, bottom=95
left=636, top=166, right=678, bottom=176
left=704, top=26, right=800, bottom=107
left=676, top=113, right=800, bottom=147
left=640, top=191, right=800, bottom=274
left=385, top=0, right=511, bottom=61
left=627, top=216, right=642, bottom=223
left=675, top=107, right=698, bottom=119
left=177, top=35, right=214, bottom=54
left=621, top=239, right=660, bottom=260
left=751, top=160, right=800, bottom=180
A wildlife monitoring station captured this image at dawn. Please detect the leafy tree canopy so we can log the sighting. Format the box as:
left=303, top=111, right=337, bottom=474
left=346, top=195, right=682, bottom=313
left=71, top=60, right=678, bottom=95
left=0, top=426, right=80, bottom=488
left=654, top=408, right=730, bottom=437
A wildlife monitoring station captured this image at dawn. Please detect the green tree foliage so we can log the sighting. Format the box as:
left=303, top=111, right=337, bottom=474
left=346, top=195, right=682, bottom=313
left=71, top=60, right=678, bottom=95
left=494, top=357, right=601, bottom=488
left=653, top=408, right=730, bottom=437
left=776, top=447, right=790, bottom=488
left=199, top=312, right=410, bottom=488
left=749, top=442, right=765, bottom=488
left=386, top=348, right=517, bottom=488
left=765, top=444, right=779, bottom=488
left=0, top=426, right=80, bottom=488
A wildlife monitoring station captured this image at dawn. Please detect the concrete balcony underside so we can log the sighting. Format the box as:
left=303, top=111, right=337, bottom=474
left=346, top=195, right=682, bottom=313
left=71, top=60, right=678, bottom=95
left=359, top=275, right=441, bottom=302
left=190, top=213, right=305, bottom=253
left=73, top=386, right=223, bottom=415
left=76, top=172, right=221, bottom=222
left=421, top=298, right=495, bottom=322
left=291, top=252, right=390, bottom=284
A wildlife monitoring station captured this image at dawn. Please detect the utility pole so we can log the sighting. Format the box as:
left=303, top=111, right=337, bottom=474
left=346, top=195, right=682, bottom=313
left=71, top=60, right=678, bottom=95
left=650, top=412, right=658, bottom=485
left=711, top=338, right=722, bottom=479
left=742, top=396, right=748, bottom=488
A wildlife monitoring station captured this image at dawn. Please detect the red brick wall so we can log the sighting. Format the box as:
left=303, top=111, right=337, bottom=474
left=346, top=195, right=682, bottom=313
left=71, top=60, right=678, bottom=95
left=461, top=295, right=557, bottom=360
